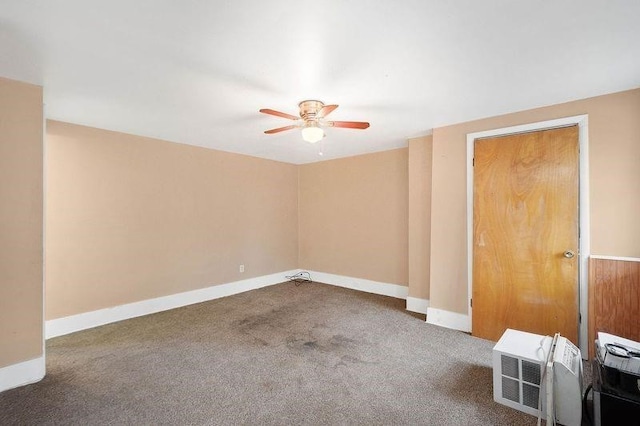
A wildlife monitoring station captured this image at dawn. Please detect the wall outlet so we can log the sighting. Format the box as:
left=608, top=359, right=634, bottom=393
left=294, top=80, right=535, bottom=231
left=239, top=264, right=245, bottom=273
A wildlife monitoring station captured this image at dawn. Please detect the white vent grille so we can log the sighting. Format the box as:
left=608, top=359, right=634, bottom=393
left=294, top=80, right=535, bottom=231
left=522, top=360, right=541, bottom=385
left=523, top=383, right=540, bottom=408
left=502, top=376, right=520, bottom=402
left=501, top=355, right=519, bottom=378
left=499, top=354, right=542, bottom=409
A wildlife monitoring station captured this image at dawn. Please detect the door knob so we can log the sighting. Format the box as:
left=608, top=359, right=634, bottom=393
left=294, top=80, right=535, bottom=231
left=563, top=250, right=575, bottom=259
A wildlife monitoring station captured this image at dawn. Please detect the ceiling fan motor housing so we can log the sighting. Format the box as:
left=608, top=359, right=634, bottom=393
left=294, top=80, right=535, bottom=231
left=298, top=100, right=324, bottom=120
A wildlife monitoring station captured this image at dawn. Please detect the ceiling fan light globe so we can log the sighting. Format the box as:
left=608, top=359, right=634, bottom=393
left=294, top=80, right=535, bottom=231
left=301, top=126, right=324, bottom=143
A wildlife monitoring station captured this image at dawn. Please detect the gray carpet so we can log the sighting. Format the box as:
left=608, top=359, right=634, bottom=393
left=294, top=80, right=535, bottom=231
left=1, top=281, right=576, bottom=425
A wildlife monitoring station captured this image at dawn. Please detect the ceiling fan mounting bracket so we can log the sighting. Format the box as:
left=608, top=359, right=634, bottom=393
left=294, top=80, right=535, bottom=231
left=298, top=100, right=324, bottom=120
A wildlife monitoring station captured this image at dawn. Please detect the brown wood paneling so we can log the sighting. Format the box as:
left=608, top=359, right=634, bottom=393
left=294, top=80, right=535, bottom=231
left=588, top=257, right=640, bottom=359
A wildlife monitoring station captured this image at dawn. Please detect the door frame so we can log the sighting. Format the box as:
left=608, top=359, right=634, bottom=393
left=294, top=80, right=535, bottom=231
left=466, top=115, right=590, bottom=356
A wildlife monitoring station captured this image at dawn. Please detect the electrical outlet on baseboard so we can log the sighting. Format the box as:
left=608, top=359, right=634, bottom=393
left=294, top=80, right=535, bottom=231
left=239, top=264, right=245, bottom=273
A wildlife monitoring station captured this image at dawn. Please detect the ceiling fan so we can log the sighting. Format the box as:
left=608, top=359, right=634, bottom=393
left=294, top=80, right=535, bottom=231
left=259, top=100, right=370, bottom=143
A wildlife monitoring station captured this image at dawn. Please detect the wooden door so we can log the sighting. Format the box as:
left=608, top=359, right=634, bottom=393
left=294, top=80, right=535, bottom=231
left=472, top=126, right=579, bottom=344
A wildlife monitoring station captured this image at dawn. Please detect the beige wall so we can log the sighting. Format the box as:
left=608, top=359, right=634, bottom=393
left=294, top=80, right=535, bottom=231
left=430, top=88, right=640, bottom=315
left=408, top=136, right=432, bottom=300
left=0, top=77, right=43, bottom=368
left=46, top=121, right=298, bottom=319
left=35, top=87, right=640, bottom=328
left=298, top=149, right=408, bottom=285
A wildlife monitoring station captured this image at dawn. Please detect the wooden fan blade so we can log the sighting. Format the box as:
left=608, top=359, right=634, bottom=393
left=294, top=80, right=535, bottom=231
left=264, top=125, right=297, bottom=134
left=327, top=121, right=370, bottom=129
left=317, top=104, right=338, bottom=118
left=259, top=108, right=299, bottom=120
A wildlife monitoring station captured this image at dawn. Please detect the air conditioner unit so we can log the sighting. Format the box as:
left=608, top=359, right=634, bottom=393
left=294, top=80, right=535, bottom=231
left=492, top=328, right=583, bottom=426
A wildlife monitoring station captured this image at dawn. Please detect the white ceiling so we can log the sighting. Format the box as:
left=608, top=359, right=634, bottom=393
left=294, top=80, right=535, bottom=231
left=2, top=1, right=639, bottom=164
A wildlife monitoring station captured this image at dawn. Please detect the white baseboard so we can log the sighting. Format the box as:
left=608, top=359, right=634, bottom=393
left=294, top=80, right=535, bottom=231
left=46, top=269, right=409, bottom=339
left=426, top=307, right=471, bottom=332
left=406, top=297, right=429, bottom=315
left=305, top=270, right=408, bottom=299
left=0, top=356, right=45, bottom=393
left=46, top=269, right=299, bottom=339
